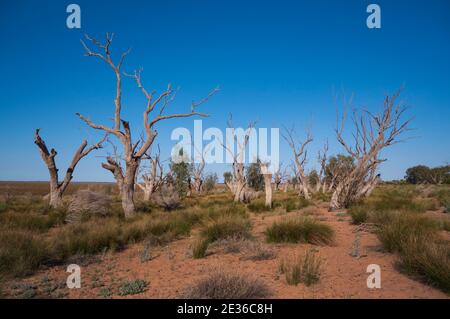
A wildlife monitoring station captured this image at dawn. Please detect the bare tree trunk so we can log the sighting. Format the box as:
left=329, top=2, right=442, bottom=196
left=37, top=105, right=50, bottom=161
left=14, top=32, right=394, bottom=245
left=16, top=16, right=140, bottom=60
left=77, top=34, right=216, bottom=218
left=234, top=180, right=246, bottom=202
left=34, top=129, right=103, bottom=209
left=299, top=180, right=311, bottom=199
left=329, top=182, right=344, bottom=211
left=49, top=190, right=63, bottom=208
left=283, top=129, right=312, bottom=200
left=329, top=90, right=412, bottom=210
left=137, top=150, right=163, bottom=202
left=121, top=183, right=136, bottom=218
left=263, top=174, right=272, bottom=207
left=260, top=163, right=273, bottom=208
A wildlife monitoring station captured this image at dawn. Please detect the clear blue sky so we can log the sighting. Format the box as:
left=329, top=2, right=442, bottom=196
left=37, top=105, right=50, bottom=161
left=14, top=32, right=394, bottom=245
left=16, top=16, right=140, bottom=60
left=0, top=0, right=449, bottom=182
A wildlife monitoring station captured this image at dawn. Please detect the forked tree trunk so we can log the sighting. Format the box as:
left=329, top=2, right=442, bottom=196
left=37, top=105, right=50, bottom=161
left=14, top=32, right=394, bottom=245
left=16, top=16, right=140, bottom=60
left=103, top=157, right=139, bottom=218
left=329, top=90, right=411, bottom=211
left=77, top=34, right=216, bottom=219
left=34, top=129, right=103, bottom=209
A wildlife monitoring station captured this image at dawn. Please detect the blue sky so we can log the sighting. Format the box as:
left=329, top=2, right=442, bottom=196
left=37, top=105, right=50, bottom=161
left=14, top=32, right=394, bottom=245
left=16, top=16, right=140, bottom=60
left=0, top=0, right=449, bottom=182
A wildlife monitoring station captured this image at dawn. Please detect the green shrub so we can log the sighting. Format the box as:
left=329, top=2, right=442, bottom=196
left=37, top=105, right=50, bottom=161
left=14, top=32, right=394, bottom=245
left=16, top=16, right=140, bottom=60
left=0, top=230, right=47, bottom=277
left=375, top=212, right=450, bottom=292
left=312, top=192, right=331, bottom=202
left=265, top=217, right=334, bottom=245
left=279, top=249, right=323, bottom=286
left=119, top=279, right=148, bottom=296
left=348, top=206, right=369, bottom=224
left=247, top=200, right=271, bottom=213
left=444, top=201, right=450, bottom=214
left=368, top=190, right=426, bottom=213
left=433, top=188, right=450, bottom=207
left=283, top=197, right=310, bottom=212
left=99, top=287, right=113, bottom=298
left=201, top=216, right=251, bottom=243
left=206, top=203, right=248, bottom=220
left=49, top=220, right=123, bottom=260
left=203, top=173, right=218, bottom=193
left=376, top=214, right=438, bottom=253
left=0, top=210, right=65, bottom=232
left=399, top=237, right=450, bottom=293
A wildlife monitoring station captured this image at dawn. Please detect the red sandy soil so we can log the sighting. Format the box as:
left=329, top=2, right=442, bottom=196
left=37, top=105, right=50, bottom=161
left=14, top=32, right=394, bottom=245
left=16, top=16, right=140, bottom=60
left=5, top=205, right=449, bottom=299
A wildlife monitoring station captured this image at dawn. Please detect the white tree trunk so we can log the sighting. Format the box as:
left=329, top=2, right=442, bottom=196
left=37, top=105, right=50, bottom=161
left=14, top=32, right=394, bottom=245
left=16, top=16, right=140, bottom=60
left=263, top=173, right=272, bottom=208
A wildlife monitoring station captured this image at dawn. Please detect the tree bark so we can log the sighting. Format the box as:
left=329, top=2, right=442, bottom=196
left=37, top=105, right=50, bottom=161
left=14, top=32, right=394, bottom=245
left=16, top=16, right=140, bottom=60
left=263, top=173, right=272, bottom=208
left=78, top=34, right=216, bottom=218
left=34, top=129, right=103, bottom=208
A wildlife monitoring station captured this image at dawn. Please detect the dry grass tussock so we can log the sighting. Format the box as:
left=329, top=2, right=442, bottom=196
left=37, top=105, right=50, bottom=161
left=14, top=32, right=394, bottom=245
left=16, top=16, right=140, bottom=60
left=181, top=270, right=271, bottom=299
left=279, top=249, right=323, bottom=286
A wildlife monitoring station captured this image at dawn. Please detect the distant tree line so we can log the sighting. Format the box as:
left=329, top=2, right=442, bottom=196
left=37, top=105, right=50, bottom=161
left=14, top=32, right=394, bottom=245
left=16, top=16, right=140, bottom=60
left=405, top=165, right=450, bottom=184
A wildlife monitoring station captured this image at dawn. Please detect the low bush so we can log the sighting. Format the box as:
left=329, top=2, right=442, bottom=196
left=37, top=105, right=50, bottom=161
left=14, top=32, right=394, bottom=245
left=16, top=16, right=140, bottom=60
left=0, top=210, right=65, bottom=232
left=265, top=217, right=334, bottom=245
left=375, top=211, right=450, bottom=292
left=366, top=189, right=426, bottom=213
left=0, top=230, right=47, bottom=277
left=283, top=197, right=310, bottom=212
left=348, top=206, right=369, bottom=224
left=151, top=185, right=181, bottom=211
left=399, top=239, right=450, bottom=293
left=201, top=216, right=251, bottom=243
left=247, top=200, right=271, bottom=213
left=376, top=213, right=438, bottom=253
left=119, top=279, right=148, bottom=296
left=191, top=237, right=210, bottom=259
left=66, top=190, right=112, bottom=223
left=182, top=271, right=271, bottom=299
left=0, top=202, right=7, bottom=213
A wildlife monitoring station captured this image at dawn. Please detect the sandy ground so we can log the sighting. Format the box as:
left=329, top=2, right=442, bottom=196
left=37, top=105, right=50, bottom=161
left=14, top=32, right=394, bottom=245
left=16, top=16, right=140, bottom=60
left=4, top=205, right=449, bottom=299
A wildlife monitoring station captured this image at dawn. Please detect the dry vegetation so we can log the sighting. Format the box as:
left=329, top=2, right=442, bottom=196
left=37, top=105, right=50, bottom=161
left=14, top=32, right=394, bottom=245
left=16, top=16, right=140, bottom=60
left=0, top=182, right=449, bottom=298
left=181, top=270, right=271, bottom=299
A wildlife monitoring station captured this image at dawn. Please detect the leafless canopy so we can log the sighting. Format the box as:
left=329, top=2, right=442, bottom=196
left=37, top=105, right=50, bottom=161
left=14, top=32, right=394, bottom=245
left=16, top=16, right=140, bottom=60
left=329, top=89, right=413, bottom=210
left=77, top=33, right=218, bottom=217
left=282, top=126, right=313, bottom=199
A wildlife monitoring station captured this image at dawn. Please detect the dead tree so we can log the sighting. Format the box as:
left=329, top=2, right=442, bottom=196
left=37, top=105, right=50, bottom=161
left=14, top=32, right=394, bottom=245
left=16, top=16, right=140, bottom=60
left=137, top=147, right=164, bottom=201
left=77, top=34, right=217, bottom=218
left=273, top=163, right=286, bottom=191
left=329, top=90, right=412, bottom=210
left=222, top=117, right=255, bottom=202
left=283, top=128, right=313, bottom=200
left=191, top=142, right=212, bottom=194
left=315, top=142, right=329, bottom=193
left=191, top=157, right=205, bottom=194
left=34, top=129, right=104, bottom=208
left=260, top=163, right=273, bottom=208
